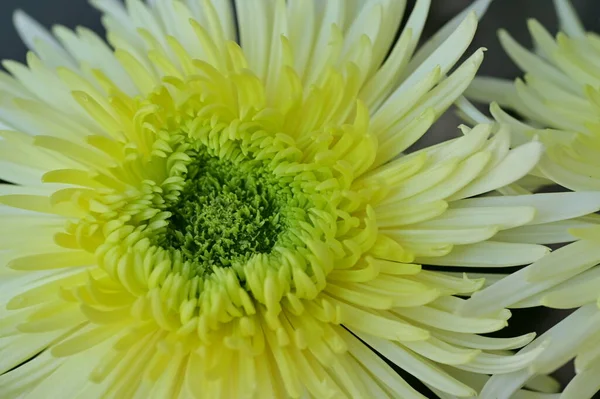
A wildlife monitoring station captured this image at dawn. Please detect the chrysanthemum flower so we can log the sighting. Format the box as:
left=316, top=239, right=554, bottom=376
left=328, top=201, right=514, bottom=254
left=1, top=0, right=598, bottom=398
left=465, top=0, right=600, bottom=193
left=461, top=1, right=600, bottom=398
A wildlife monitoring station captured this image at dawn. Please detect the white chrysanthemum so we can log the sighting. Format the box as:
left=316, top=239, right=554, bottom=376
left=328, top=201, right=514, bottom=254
left=464, top=0, right=600, bottom=193
left=0, top=0, right=597, bottom=398
left=460, top=1, right=600, bottom=398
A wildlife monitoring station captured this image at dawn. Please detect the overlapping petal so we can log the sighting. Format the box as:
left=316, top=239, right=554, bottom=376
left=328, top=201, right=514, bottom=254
left=0, top=1, right=592, bottom=398
left=463, top=1, right=600, bottom=397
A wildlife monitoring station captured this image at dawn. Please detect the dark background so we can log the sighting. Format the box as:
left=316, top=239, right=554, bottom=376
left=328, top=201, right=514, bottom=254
left=0, top=0, right=598, bottom=396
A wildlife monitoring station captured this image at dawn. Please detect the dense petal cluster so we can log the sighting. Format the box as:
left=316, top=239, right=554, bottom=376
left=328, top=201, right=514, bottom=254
left=463, top=0, right=600, bottom=398
left=0, top=0, right=598, bottom=398
left=465, top=0, right=600, bottom=193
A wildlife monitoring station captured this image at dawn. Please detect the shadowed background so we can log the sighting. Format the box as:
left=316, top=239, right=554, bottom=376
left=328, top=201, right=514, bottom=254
left=0, top=0, right=598, bottom=396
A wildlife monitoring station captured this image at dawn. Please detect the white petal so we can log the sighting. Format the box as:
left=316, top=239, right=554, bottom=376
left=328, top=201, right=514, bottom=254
left=0, top=184, right=57, bottom=196
left=454, top=96, right=493, bottom=125
left=553, top=0, right=586, bottom=38
left=0, top=161, right=44, bottom=186
left=464, top=76, right=517, bottom=109
left=431, top=329, right=536, bottom=351
left=52, top=26, right=137, bottom=95
left=493, top=219, right=594, bottom=244
left=460, top=267, right=554, bottom=315
left=381, top=160, right=457, bottom=204
left=0, top=332, right=65, bottom=376
left=264, top=0, right=290, bottom=99
left=13, top=337, right=118, bottom=398
left=530, top=305, right=600, bottom=374
left=524, top=72, right=594, bottom=117
left=377, top=49, right=485, bottom=165
left=562, top=360, right=600, bottom=399
left=442, top=271, right=509, bottom=292
left=375, top=200, right=448, bottom=228
left=479, top=369, right=534, bottom=399
left=210, top=0, right=237, bottom=41
left=392, top=306, right=507, bottom=334
left=394, top=12, right=479, bottom=105
left=525, top=238, right=600, bottom=281
left=301, top=0, right=345, bottom=85
left=358, top=3, right=412, bottom=110
left=511, top=175, right=553, bottom=193
left=498, top=29, right=575, bottom=93
left=402, top=152, right=491, bottom=205
left=126, top=0, right=168, bottom=47
left=179, top=0, right=236, bottom=52
left=405, top=0, right=492, bottom=77
left=154, top=1, right=201, bottom=62
left=523, top=374, right=561, bottom=394
left=418, top=241, right=549, bottom=267
left=286, top=0, right=316, bottom=76
left=460, top=240, right=600, bottom=316
left=420, top=123, right=492, bottom=165
left=365, top=0, right=430, bottom=111
left=13, top=11, right=77, bottom=69
left=402, top=336, right=480, bottom=366
left=91, top=0, right=143, bottom=47
left=414, top=270, right=484, bottom=295
left=489, top=102, right=540, bottom=147
left=476, top=124, right=511, bottom=174
left=451, top=192, right=600, bottom=225
left=514, top=79, right=581, bottom=131
left=540, top=266, right=600, bottom=308
left=358, top=332, right=476, bottom=397
left=387, top=226, right=498, bottom=246
left=480, top=306, right=599, bottom=398
left=340, top=2, right=381, bottom=63
left=448, top=141, right=543, bottom=200
left=372, top=68, right=440, bottom=145
left=527, top=19, right=559, bottom=59
left=366, top=0, right=408, bottom=74
left=415, top=206, right=535, bottom=231
left=538, top=154, right=600, bottom=191
left=574, top=339, right=600, bottom=375
left=455, top=342, right=547, bottom=374
left=342, top=328, right=426, bottom=398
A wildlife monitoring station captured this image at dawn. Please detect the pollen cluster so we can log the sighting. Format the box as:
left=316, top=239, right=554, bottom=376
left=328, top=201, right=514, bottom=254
left=158, top=150, right=288, bottom=270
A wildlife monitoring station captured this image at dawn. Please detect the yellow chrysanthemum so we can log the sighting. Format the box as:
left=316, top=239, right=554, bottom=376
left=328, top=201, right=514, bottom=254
left=461, top=1, right=600, bottom=398
left=1, top=1, right=598, bottom=398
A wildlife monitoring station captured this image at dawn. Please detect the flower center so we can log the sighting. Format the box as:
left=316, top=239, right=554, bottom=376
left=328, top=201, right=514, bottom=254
left=157, top=150, right=289, bottom=276
left=50, top=69, right=377, bottom=346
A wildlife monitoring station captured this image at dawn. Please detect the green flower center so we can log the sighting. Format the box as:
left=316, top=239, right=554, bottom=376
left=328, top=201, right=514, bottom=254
left=157, top=150, right=290, bottom=276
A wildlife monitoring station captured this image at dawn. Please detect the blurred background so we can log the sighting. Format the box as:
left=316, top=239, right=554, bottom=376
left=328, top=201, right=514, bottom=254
left=0, top=0, right=598, bottom=396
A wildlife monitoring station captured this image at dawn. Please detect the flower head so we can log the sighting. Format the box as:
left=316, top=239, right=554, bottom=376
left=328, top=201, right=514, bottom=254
left=463, top=0, right=600, bottom=397
left=465, top=0, right=600, bottom=193
left=0, top=0, right=596, bottom=398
